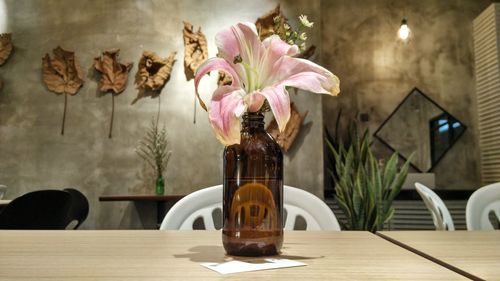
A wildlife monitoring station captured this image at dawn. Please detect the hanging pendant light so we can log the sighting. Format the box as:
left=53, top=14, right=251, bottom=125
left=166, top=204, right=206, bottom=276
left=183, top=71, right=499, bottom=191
left=398, top=18, right=411, bottom=41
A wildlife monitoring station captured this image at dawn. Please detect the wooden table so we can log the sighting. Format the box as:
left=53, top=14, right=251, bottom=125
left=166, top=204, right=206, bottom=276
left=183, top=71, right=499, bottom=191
left=99, top=195, right=184, bottom=228
left=378, top=231, right=500, bottom=281
left=0, top=199, right=11, bottom=208
left=0, top=231, right=465, bottom=280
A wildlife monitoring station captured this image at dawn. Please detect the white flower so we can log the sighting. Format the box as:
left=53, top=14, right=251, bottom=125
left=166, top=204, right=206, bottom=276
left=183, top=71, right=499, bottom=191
left=299, top=15, right=314, bottom=28
left=299, top=32, right=307, bottom=41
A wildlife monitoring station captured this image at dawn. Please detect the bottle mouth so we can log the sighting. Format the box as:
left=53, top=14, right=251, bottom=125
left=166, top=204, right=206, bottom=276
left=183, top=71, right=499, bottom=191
left=242, top=112, right=265, bottom=127
left=243, top=112, right=264, bottom=119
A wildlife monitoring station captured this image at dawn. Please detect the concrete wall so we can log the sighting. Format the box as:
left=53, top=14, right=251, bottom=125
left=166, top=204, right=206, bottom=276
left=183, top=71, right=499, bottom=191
left=0, top=0, right=324, bottom=229
left=321, top=0, right=491, bottom=190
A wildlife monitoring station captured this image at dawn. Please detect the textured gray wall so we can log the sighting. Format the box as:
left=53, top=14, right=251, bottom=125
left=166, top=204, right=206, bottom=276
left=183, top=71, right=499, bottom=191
left=0, top=0, right=324, bottom=229
left=322, top=0, right=491, bottom=190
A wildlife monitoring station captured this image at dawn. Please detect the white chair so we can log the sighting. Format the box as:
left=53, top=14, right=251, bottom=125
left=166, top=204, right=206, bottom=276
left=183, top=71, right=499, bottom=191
left=466, top=183, right=500, bottom=230
left=160, top=185, right=340, bottom=231
left=415, top=182, right=455, bottom=231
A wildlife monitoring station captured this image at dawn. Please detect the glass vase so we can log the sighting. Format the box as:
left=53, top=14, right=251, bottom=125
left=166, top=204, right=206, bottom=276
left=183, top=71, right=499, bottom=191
left=155, top=175, right=165, bottom=195
left=222, top=112, right=284, bottom=256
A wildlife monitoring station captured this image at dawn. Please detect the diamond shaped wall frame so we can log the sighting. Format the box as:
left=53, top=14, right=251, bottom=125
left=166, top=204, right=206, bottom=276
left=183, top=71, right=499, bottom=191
left=374, top=87, right=466, bottom=172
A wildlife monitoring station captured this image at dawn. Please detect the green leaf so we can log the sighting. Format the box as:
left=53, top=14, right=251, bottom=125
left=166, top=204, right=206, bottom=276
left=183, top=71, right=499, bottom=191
left=382, top=153, right=398, bottom=188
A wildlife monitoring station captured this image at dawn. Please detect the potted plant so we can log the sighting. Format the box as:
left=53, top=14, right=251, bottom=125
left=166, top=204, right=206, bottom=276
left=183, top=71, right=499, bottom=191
left=326, top=122, right=412, bottom=232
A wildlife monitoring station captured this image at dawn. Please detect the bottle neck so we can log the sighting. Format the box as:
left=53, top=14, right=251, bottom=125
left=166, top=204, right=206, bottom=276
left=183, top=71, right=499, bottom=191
left=242, top=112, right=265, bottom=131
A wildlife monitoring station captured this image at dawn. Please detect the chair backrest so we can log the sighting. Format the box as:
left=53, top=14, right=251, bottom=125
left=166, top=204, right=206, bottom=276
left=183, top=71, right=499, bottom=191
left=466, top=183, right=500, bottom=230
left=160, top=185, right=340, bottom=231
left=63, top=188, right=90, bottom=229
left=415, top=183, right=455, bottom=231
left=0, top=190, right=72, bottom=230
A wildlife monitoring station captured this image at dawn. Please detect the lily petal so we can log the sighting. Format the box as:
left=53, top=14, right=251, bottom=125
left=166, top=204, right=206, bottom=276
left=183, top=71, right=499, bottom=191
left=216, top=22, right=258, bottom=61
left=231, top=22, right=262, bottom=63
left=262, top=35, right=299, bottom=57
left=261, top=35, right=299, bottom=86
left=255, top=85, right=291, bottom=132
left=274, top=57, right=340, bottom=96
left=208, top=86, right=247, bottom=146
left=194, top=58, right=241, bottom=111
left=246, top=92, right=266, bottom=112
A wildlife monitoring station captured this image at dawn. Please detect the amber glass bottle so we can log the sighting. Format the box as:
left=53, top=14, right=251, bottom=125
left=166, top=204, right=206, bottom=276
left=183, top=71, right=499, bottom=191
left=222, top=112, right=283, bottom=256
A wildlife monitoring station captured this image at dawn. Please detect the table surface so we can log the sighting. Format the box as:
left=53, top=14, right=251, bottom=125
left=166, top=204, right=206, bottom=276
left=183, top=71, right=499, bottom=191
left=0, top=199, right=11, bottom=206
left=0, top=230, right=465, bottom=281
left=99, top=195, right=185, bottom=202
left=379, top=231, right=500, bottom=281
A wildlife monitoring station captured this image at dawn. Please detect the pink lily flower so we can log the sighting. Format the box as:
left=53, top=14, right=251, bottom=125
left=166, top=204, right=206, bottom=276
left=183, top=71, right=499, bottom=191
left=194, top=22, right=340, bottom=146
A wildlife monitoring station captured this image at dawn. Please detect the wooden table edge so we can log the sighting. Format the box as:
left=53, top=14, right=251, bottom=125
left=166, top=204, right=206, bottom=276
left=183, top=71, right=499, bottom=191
left=375, top=232, right=484, bottom=281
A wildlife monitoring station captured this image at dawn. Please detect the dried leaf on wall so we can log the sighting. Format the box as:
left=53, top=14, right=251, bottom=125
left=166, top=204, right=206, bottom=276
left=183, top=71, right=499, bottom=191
left=266, top=103, right=308, bottom=152
left=94, top=49, right=133, bottom=138
left=255, top=4, right=284, bottom=40
left=42, top=46, right=84, bottom=135
left=135, top=51, right=176, bottom=92
left=183, top=21, right=208, bottom=81
left=0, top=33, right=13, bottom=66
left=217, top=71, right=232, bottom=86
left=42, top=46, right=84, bottom=95
left=255, top=6, right=316, bottom=59
left=94, top=49, right=133, bottom=94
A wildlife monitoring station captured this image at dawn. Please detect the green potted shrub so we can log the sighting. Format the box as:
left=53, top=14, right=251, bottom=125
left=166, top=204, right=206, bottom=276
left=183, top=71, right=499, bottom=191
left=326, top=123, right=412, bottom=232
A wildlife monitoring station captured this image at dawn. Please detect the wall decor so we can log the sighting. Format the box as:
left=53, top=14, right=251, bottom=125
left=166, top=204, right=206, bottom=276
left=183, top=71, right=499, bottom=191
left=0, top=33, right=13, bottom=65
left=134, top=51, right=176, bottom=92
left=254, top=3, right=316, bottom=60
left=255, top=4, right=283, bottom=40
left=183, top=21, right=208, bottom=81
left=374, top=87, right=466, bottom=172
left=42, top=46, right=84, bottom=135
left=217, top=71, right=232, bottom=86
left=0, top=33, right=13, bottom=91
left=266, top=103, right=308, bottom=152
left=94, top=49, right=133, bottom=138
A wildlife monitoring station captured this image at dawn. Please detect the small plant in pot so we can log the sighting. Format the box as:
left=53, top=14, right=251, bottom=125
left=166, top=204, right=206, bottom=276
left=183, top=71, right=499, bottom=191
left=136, top=117, right=172, bottom=195
left=326, top=122, right=412, bottom=232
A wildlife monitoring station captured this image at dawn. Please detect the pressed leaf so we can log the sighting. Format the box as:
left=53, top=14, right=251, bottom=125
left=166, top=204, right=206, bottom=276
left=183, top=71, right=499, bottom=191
left=267, top=102, right=308, bottom=152
left=94, top=49, right=133, bottom=94
left=0, top=33, right=13, bottom=66
left=42, top=46, right=84, bottom=95
left=183, top=21, right=208, bottom=81
left=42, top=46, right=84, bottom=135
left=255, top=4, right=283, bottom=40
left=135, top=51, right=176, bottom=91
left=94, top=49, right=133, bottom=138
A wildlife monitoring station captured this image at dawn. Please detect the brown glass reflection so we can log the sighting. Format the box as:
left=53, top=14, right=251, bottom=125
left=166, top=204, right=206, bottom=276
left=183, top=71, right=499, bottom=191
left=223, top=112, right=283, bottom=256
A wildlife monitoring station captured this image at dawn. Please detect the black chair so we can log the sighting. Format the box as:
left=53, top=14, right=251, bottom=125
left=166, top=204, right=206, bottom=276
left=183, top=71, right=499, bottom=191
left=0, top=190, right=72, bottom=229
left=63, top=188, right=89, bottom=229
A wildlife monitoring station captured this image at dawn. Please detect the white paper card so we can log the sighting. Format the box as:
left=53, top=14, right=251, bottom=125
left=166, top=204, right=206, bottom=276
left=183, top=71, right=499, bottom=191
left=200, top=258, right=306, bottom=274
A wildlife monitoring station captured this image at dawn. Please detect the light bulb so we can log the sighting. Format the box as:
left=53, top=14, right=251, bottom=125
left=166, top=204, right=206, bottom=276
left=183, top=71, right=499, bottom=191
left=398, top=18, right=410, bottom=41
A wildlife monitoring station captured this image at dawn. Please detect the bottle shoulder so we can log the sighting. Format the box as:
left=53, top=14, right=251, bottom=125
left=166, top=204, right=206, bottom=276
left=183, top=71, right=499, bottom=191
left=224, top=131, right=282, bottom=156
